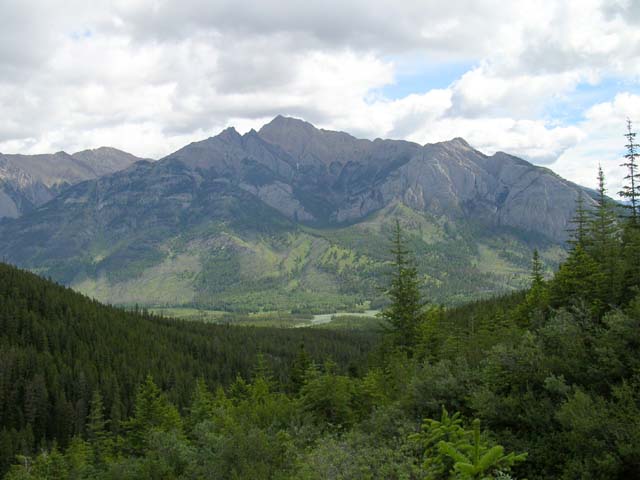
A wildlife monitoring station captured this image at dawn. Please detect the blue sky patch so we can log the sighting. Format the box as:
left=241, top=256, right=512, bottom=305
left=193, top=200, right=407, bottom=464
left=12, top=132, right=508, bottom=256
left=379, top=59, right=474, bottom=100
left=546, top=76, right=640, bottom=124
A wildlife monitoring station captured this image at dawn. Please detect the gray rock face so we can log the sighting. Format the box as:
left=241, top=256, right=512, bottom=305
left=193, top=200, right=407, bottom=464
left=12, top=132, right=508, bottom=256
left=163, top=115, right=588, bottom=241
left=0, top=156, right=54, bottom=218
left=71, top=147, right=150, bottom=178
left=0, top=147, right=149, bottom=218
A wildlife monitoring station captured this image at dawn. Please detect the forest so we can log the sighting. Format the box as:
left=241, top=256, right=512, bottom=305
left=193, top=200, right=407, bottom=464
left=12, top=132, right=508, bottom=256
left=0, top=127, right=640, bottom=479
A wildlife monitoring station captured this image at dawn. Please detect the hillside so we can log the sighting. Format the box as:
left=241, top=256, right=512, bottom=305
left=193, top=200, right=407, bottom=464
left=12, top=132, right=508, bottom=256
left=0, top=262, right=376, bottom=474
left=0, top=117, right=592, bottom=311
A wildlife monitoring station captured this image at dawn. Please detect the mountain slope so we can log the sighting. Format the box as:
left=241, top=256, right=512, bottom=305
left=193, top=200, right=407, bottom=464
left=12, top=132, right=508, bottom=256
left=0, top=147, right=149, bottom=218
left=0, top=117, right=592, bottom=310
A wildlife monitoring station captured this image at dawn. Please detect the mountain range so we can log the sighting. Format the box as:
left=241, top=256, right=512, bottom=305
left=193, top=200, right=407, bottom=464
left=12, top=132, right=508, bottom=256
left=0, top=147, right=147, bottom=218
left=0, top=116, right=593, bottom=312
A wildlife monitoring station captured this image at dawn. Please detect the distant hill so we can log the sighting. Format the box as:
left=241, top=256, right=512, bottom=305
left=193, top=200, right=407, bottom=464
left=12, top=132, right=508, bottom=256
left=0, top=117, right=595, bottom=311
left=0, top=147, right=149, bottom=218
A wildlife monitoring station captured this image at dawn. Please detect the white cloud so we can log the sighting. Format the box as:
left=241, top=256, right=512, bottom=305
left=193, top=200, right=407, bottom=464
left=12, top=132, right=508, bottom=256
left=0, top=0, right=638, bottom=197
left=552, top=92, right=640, bottom=196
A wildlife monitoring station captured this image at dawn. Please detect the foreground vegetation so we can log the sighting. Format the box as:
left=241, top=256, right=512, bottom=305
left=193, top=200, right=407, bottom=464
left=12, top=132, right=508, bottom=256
left=1, top=128, right=640, bottom=479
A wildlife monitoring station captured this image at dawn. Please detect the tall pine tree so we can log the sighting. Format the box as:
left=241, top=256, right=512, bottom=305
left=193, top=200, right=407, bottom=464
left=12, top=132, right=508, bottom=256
left=620, top=120, right=640, bottom=301
left=567, top=191, right=590, bottom=251
left=620, top=119, right=640, bottom=223
left=86, top=390, right=112, bottom=466
left=588, top=166, right=622, bottom=311
left=380, top=219, right=426, bottom=353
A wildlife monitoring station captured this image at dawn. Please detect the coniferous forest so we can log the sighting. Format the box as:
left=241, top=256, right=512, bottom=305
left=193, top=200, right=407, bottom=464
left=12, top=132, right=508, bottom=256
left=1, top=127, right=640, bottom=479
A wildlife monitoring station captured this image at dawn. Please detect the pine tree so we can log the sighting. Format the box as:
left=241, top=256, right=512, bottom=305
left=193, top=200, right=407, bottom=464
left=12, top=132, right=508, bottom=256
left=620, top=119, right=640, bottom=223
left=290, top=343, right=311, bottom=393
left=588, top=166, right=622, bottom=310
left=518, top=249, right=549, bottom=326
left=551, top=244, right=599, bottom=309
left=188, top=378, right=214, bottom=428
left=531, top=249, right=544, bottom=288
left=618, top=120, right=640, bottom=302
left=380, top=219, right=426, bottom=353
left=567, top=191, right=590, bottom=251
left=86, top=390, right=112, bottom=465
left=125, top=375, right=183, bottom=454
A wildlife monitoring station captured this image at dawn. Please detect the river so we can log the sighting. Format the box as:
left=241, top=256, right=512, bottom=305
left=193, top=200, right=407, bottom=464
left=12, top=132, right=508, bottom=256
left=309, top=310, right=379, bottom=326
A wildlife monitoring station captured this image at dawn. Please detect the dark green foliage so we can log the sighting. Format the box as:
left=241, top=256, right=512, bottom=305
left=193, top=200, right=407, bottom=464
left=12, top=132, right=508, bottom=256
left=567, top=191, right=590, bottom=250
left=550, top=167, right=626, bottom=315
left=123, top=375, right=183, bottom=455
left=86, top=390, right=112, bottom=465
left=589, top=166, right=622, bottom=308
left=0, top=262, right=376, bottom=475
left=299, top=362, right=358, bottom=428
left=380, top=219, right=427, bottom=352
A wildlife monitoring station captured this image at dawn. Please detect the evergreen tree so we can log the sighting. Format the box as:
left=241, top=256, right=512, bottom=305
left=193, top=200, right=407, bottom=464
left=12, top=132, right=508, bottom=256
left=531, top=249, right=544, bottom=288
left=188, top=378, right=215, bottom=429
left=86, top=390, right=112, bottom=465
left=125, top=375, right=182, bottom=455
left=252, top=353, right=275, bottom=387
left=588, top=166, right=622, bottom=310
left=619, top=120, right=640, bottom=301
left=550, top=244, right=599, bottom=309
left=620, top=223, right=640, bottom=303
left=380, top=219, right=426, bottom=353
left=437, top=419, right=527, bottom=479
left=567, top=191, right=590, bottom=251
left=290, top=343, right=312, bottom=393
left=620, top=119, right=640, bottom=223
left=517, top=249, right=549, bottom=327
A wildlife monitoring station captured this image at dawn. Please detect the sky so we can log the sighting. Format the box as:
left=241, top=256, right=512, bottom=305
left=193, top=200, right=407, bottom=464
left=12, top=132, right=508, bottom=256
left=1, top=0, right=639, bottom=195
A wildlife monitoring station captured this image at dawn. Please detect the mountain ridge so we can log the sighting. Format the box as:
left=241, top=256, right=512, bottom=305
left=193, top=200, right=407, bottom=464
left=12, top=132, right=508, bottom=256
left=0, top=146, right=150, bottom=218
left=0, top=117, right=591, bottom=310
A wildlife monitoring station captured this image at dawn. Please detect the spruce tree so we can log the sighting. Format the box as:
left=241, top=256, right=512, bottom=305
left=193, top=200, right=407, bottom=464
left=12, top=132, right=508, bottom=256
left=188, top=378, right=214, bottom=428
left=531, top=249, right=544, bottom=288
left=125, top=375, right=182, bottom=454
left=619, top=120, right=640, bottom=301
left=520, top=249, right=549, bottom=326
left=620, top=119, right=640, bottom=223
left=588, top=166, right=622, bottom=310
left=551, top=183, right=601, bottom=309
left=380, top=219, right=426, bottom=352
left=86, top=390, right=112, bottom=465
left=290, top=343, right=311, bottom=393
left=567, top=191, right=590, bottom=251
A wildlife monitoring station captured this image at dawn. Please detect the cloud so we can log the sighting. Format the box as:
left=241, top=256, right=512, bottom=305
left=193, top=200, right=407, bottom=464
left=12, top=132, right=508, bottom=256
left=552, top=92, right=640, bottom=195
left=0, top=0, right=638, bottom=196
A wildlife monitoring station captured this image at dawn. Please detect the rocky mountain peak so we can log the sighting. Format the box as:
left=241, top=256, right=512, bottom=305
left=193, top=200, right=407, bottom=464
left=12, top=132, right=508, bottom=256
left=218, top=126, right=241, bottom=142
left=449, top=137, right=472, bottom=148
